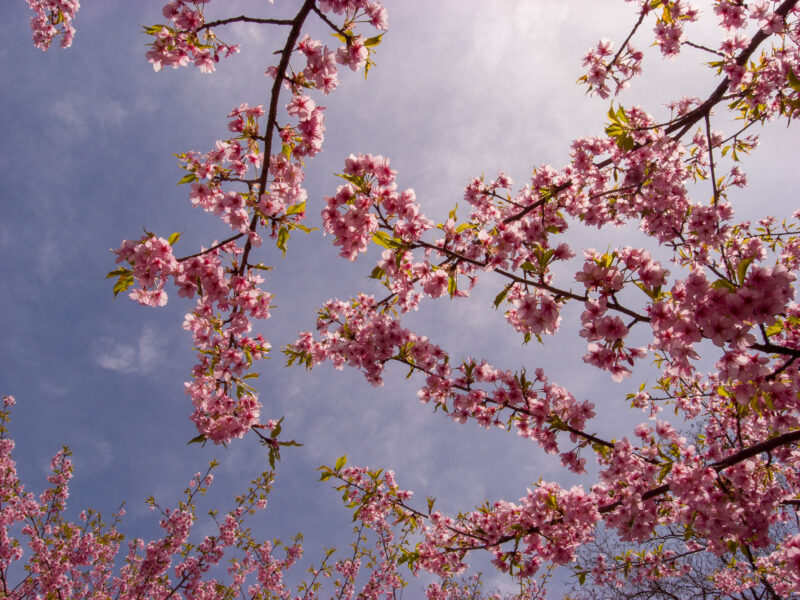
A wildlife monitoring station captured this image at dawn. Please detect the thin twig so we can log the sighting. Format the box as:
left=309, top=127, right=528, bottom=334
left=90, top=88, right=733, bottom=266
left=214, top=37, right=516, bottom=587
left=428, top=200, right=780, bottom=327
left=705, top=113, right=720, bottom=205
left=177, top=233, right=244, bottom=262
left=682, top=40, right=726, bottom=57
left=312, top=5, right=347, bottom=35
left=197, top=15, right=294, bottom=32
left=237, top=0, right=317, bottom=279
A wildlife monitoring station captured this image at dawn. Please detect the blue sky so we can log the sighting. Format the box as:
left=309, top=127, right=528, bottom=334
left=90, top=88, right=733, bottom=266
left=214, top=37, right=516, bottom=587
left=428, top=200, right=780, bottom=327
left=2, top=1, right=799, bottom=596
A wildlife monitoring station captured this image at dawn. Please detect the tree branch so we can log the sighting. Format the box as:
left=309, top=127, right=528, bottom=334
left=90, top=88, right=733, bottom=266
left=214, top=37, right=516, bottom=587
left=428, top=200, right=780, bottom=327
left=237, top=0, right=317, bottom=278
left=666, top=0, right=798, bottom=140
left=177, top=233, right=244, bottom=262
left=197, top=15, right=294, bottom=32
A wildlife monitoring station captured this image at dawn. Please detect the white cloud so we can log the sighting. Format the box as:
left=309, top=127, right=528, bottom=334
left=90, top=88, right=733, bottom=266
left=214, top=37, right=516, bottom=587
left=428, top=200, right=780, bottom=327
left=94, top=325, right=167, bottom=374
left=51, top=94, right=129, bottom=138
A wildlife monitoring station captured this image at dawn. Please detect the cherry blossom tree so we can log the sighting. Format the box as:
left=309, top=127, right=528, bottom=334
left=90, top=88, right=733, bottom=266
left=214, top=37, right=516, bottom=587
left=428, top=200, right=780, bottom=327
left=10, top=0, right=800, bottom=598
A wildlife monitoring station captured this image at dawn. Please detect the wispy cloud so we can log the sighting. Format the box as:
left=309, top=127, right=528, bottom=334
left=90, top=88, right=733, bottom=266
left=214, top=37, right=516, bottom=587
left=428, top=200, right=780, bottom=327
left=52, top=93, right=129, bottom=138
left=93, top=326, right=166, bottom=374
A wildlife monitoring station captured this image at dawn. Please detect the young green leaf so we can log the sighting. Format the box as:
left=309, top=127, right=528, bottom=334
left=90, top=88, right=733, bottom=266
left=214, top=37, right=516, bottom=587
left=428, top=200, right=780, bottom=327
left=176, top=173, right=196, bottom=185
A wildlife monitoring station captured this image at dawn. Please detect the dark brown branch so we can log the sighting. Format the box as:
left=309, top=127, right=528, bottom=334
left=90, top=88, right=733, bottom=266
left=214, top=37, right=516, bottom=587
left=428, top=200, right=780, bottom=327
left=311, top=5, right=346, bottom=35
left=563, top=423, right=616, bottom=450
left=704, top=113, right=720, bottom=205
left=751, top=342, right=800, bottom=359
left=502, top=182, right=571, bottom=224
left=503, top=0, right=798, bottom=225
left=767, top=356, right=798, bottom=381
left=466, top=429, right=800, bottom=550
left=682, top=40, right=726, bottom=57
left=413, top=236, right=654, bottom=324
left=712, top=430, right=800, bottom=470
left=237, top=0, right=317, bottom=278
left=389, top=357, right=620, bottom=453
left=603, top=429, right=800, bottom=513
left=197, top=15, right=294, bottom=32
left=741, top=543, right=782, bottom=600
left=666, top=0, right=798, bottom=140
left=177, top=233, right=244, bottom=262
left=606, top=6, right=648, bottom=74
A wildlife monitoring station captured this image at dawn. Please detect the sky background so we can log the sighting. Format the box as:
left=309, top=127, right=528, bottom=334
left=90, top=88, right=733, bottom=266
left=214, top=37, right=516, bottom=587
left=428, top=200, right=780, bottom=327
left=1, top=0, right=798, bottom=596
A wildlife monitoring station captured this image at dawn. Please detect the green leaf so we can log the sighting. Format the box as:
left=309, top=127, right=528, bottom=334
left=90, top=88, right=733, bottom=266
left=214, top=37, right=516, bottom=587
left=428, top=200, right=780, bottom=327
left=736, top=257, right=753, bottom=285
left=369, top=266, right=386, bottom=280
left=334, top=455, right=347, bottom=471
left=520, top=261, right=537, bottom=272
left=242, top=373, right=259, bottom=380
left=634, top=282, right=660, bottom=300
left=578, top=571, right=587, bottom=586
left=281, top=144, right=292, bottom=160
left=112, top=276, right=134, bottom=297
left=788, top=69, right=800, bottom=94
left=493, top=283, right=513, bottom=309
left=539, top=249, right=555, bottom=268
left=765, top=320, right=784, bottom=337
left=176, top=172, right=197, bottom=185
left=286, top=200, right=306, bottom=216
left=605, top=105, right=634, bottom=150
left=143, top=24, right=167, bottom=35
left=447, top=273, right=457, bottom=298
left=364, top=34, right=383, bottom=48
left=277, top=226, right=289, bottom=256
left=167, top=232, right=181, bottom=246
left=106, top=267, right=130, bottom=279
left=187, top=434, right=207, bottom=445
left=372, top=231, right=403, bottom=250
left=657, top=461, right=673, bottom=482
left=335, top=172, right=366, bottom=189
left=270, top=418, right=282, bottom=439
left=711, top=278, right=736, bottom=293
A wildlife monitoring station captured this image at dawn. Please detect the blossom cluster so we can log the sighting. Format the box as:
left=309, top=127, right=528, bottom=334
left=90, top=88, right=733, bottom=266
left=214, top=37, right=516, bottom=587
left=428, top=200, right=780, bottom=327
left=27, top=0, right=800, bottom=596
left=290, top=1, right=800, bottom=594
left=0, top=398, right=422, bottom=599
left=322, top=153, right=433, bottom=262
left=145, top=0, right=241, bottom=73
left=581, top=38, right=644, bottom=98
left=114, top=233, right=271, bottom=443
left=110, top=0, right=387, bottom=445
left=289, top=296, right=596, bottom=472
left=27, top=0, right=79, bottom=50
